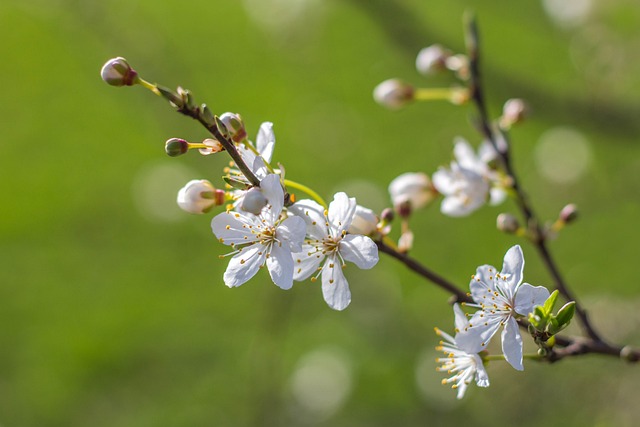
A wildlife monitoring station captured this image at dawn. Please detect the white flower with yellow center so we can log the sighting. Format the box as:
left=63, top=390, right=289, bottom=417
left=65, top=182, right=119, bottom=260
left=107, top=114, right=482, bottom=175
left=289, top=193, right=379, bottom=311
left=435, top=304, right=490, bottom=399
left=455, top=245, right=550, bottom=371
left=211, top=174, right=306, bottom=290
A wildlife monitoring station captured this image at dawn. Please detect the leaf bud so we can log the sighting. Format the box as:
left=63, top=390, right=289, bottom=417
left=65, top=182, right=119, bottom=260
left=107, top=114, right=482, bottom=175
left=496, top=213, right=520, bottom=234
left=373, top=79, right=415, bottom=110
left=100, top=57, right=139, bottom=86
left=177, top=87, right=196, bottom=111
left=177, top=179, right=224, bottom=214
left=156, top=86, right=184, bottom=108
left=219, top=112, right=247, bottom=142
left=200, top=104, right=216, bottom=127
left=415, top=44, right=452, bottom=75
left=165, top=138, right=189, bottom=157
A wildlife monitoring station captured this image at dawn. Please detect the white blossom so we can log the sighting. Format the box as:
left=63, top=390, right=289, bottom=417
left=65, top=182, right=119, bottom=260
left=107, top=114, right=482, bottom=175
left=432, top=138, right=507, bottom=217
left=455, top=245, right=550, bottom=371
left=436, top=304, right=490, bottom=399
left=211, top=174, right=306, bottom=290
left=388, top=172, right=433, bottom=212
left=289, top=193, right=379, bottom=311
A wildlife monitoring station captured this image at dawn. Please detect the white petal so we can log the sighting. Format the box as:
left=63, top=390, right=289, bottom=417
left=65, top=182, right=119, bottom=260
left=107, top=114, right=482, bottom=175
left=501, top=317, right=524, bottom=371
left=251, top=156, right=269, bottom=180
left=489, top=187, right=507, bottom=206
left=469, top=264, right=498, bottom=302
left=455, top=312, right=503, bottom=353
left=440, top=195, right=476, bottom=217
left=453, top=138, right=483, bottom=172
left=256, top=121, right=275, bottom=162
left=473, top=354, right=490, bottom=387
left=293, top=245, right=324, bottom=280
left=276, top=215, right=306, bottom=253
left=259, top=174, right=284, bottom=223
left=211, top=211, right=259, bottom=246
left=267, top=243, right=294, bottom=290
left=500, top=245, right=524, bottom=296
left=514, top=283, right=551, bottom=316
left=339, top=234, right=379, bottom=270
left=321, top=259, right=351, bottom=311
left=328, top=192, right=356, bottom=236
left=453, top=303, right=469, bottom=333
left=432, top=168, right=456, bottom=195
left=223, top=244, right=265, bottom=288
left=288, top=199, right=328, bottom=239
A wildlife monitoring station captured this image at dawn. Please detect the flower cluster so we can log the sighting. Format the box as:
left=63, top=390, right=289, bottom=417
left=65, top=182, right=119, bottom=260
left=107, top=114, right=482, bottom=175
left=435, top=245, right=550, bottom=398
left=175, top=120, right=380, bottom=310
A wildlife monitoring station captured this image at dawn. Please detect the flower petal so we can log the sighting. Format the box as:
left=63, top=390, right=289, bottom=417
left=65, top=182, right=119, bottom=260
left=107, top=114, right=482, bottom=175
left=453, top=303, right=469, bottom=333
left=455, top=311, right=503, bottom=353
left=223, top=244, right=265, bottom=288
left=211, top=211, right=259, bottom=246
left=339, top=234, right=379, bottom=269
left=321, top=257, right=351, bottom=310
left=473, top=354, right=490, bottom=387
left=259, top=174, right=284, bottom=223
left=499, top=245, right=524, bottom=297
left=267, top=243, right=294, bottom=290
left=288, top=199, right=328, bottom=239
left=328, top=192, right=356, bottom=236
left=513, top=283, right=550, bottom=316
left=469, top=264, right=498, bottom=303
left=276, top=215, right=306, bottom=253
left=293, top=244, right=324, bottom=280
left=501, top=317, right=524, bottom=371
left=256, top=121, right=275, bottom=162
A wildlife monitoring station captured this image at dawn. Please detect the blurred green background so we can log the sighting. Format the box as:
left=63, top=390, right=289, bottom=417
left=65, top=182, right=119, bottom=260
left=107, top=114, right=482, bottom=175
left=2, top=0, right=640, bottom=425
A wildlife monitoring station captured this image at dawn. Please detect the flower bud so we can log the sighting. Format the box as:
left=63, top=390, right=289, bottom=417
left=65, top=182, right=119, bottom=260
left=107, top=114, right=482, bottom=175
left=415, top=44, right=452, bottom=75
left=381, top=208, right=394, bottom=223
left=348, top=205, right=378, bottom=236
left=444, top=54, right=470, bottom=80
left=200, top=104, right=216, bottom=127
left=240, top=187, right=268, bottom=215
left=177, top=180, right=223, bottom=214
left=199, top=138, right=224, bottom=156
left=388, top=172, right=433, bottom=216
left=373, top=79, right=415, bottom=110
left=100, top=57, right=138, bottom=86
left=165, top=138, right=189, bottom=157
left=496, top=213, right=520, bottom=234
left=559, top=203, right=578, bottom=224
left=177, top=87, right=195, bottom=110
left=219, top=112, right=247, bottom=143
left=500, top=98, right=528, bottom=128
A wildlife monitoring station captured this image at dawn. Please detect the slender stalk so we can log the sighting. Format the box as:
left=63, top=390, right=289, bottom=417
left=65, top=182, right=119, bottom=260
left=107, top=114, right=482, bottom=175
left=283, top=179, right=327, bottom=208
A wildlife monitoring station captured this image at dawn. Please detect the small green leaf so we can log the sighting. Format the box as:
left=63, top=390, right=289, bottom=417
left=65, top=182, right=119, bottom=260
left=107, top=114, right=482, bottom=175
left=543, top=290, right=559, bottom=314
left=555, top=301, right=576, bottom=328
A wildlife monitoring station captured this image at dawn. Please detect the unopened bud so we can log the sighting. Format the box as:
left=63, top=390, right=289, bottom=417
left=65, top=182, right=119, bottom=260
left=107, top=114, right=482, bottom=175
left=496, top=213, right=520, bottom=234
left=214, top=116, right=230, bottom=139
left=165, top=138, right=189, bottom=157
left=219, top=112, right=247, bottom=143
left=348, top=205, right=378, bottom=236
left=177, top=180, right=224, bottom=214
left=199, top=138, right=224, bottom=156
left=200, top=104, right=215, bottom=126
left=381, top=208, right=394, bottom=223
left=501, top=98, right=528, bottom=128
left=240, top=187, right=268, bottom=215
left=177, top=87, right=195, bottom=110
left=416, top=44, right=452, bottom=75
left=373, top=79, right=415, bottom=110
left=100, top=57, right=138, bottom=86
left=559, top=204, right=578, bottom=224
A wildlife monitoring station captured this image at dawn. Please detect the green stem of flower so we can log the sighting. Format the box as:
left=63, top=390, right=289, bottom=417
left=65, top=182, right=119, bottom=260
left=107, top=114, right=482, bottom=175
left=413, top=88, right=456, bottom=101
left=283, top=179, right=327, bottom=208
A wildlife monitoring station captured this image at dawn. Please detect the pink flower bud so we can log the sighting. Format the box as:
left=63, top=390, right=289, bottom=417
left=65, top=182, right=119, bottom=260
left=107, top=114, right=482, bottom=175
left=559, top=204, right=578, bottom=224
left=165, top=138, right=189, bottom=157
left=100, top=57, right=138, bottom=86
left=416, top=44, right=452, bottom=75
left=496, top=213, right=520, bottom=234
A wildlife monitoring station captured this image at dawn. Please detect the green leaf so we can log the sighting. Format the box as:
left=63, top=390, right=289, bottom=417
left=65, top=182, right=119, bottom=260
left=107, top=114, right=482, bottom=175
left=543, top=289, right=559, bottom=314
left=555, top=301, right=576, bottom=328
